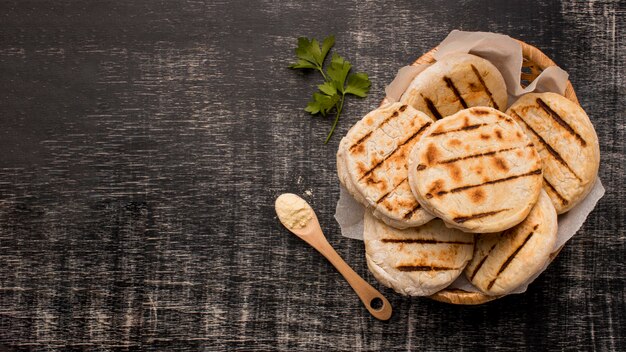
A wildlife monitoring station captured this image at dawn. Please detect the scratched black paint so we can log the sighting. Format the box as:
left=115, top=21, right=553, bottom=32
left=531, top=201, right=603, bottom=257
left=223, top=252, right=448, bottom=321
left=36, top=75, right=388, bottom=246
left=0, top=0, right=624, bottom=351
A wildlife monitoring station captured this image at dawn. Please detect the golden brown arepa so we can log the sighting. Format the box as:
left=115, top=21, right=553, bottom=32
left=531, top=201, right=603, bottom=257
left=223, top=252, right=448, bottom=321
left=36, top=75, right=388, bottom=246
left=337, top=102, right=435, bottom=229
left=465, top=190, right=558, bottom=295
left=363, top=211, right=474, bottom=296
left=400, top=53, right=507, bottom=120
left=507, top=92, right=600, bottom=213
left=408, top=107, right=543, bottom=233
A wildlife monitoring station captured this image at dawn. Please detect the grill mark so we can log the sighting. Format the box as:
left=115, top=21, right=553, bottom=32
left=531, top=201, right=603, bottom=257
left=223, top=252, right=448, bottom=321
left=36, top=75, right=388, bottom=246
left=402, top=203, right=422, bottom=219
left=349, top=108, right=406, bottom=152
left=436, top=169, right=542, bottom=197
left=396, top=265, right=459, bottom=272
left=421, top=94, right=443, bottom=120
left=486, top=226, right=537, bottom=290
left=375, top=191, right=391, bottom=204
left=375, top=110, right=400, bottom=130
left=544, top=178, right=569, bottom=206
left=358, top=122, right=432, bottom=181
left=468, top=239, right=500, bottom=281
left=536, top=98, right=587, bottom=146
left=510, top=109, right=582, bottom=182
left=453, top=208, right=510, bottom=223
left=471, top=64, right=499, bottom=110
left=414, top=121, right=433, bottom=137
left=382, top=238, right=473, bottom=244
left=444, top=76, right=468, bottom=108
left=430, top=123, right=489, bottom=136
left=437, top=144, right=532, bottom=165
left=375, top=178, right=407, bottom=204
left=348, top=131, right=372, bottom=152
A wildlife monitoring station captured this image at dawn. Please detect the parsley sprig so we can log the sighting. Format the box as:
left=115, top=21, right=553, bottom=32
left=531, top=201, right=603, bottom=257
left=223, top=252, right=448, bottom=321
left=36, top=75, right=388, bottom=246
left=289, top=35, right=371, bottom=144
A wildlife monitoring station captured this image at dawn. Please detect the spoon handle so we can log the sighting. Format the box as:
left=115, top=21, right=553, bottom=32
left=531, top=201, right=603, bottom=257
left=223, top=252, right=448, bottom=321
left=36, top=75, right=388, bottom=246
left=304, top=231, right=392, bottom=321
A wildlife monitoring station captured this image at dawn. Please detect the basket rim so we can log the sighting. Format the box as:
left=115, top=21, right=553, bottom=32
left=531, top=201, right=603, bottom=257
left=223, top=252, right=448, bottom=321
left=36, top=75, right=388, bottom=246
left=381, top=38, right=578, bottom=106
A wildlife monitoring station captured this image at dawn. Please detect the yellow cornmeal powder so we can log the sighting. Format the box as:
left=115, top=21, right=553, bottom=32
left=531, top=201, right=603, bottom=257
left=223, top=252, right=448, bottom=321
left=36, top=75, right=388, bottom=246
left=275, top=193, right=313, bottom=230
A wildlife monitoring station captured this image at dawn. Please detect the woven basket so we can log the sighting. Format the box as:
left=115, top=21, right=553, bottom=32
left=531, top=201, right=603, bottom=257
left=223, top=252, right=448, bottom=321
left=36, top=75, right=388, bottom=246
left=383, top=39, right=578, bottom=305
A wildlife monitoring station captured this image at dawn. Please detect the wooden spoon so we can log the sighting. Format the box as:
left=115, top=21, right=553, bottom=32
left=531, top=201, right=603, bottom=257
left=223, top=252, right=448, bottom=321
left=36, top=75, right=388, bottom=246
left=275, top=193, right=392, bottom=321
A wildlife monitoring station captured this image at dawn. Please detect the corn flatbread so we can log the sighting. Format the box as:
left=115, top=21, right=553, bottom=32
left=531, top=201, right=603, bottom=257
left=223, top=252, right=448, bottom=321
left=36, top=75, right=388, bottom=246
left=363, top=210, right=474, bottom=296
left=400, top=53, right=507, bottom=120
left=337, top=102, right=435, bottom=229
left=408, top=107, right=543, bottom=233
left=464, top=190, right=558, bottom=295
left=507, top=92, right=600, bottom=214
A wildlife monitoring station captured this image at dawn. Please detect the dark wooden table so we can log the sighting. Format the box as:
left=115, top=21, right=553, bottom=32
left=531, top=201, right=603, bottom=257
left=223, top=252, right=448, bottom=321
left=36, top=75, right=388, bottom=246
left=0, top=1, right=624, bottom=350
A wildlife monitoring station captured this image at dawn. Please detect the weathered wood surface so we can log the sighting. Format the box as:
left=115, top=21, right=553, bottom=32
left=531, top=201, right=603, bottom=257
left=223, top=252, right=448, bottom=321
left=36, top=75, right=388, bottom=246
left=0, top=0, right=624, bottom=350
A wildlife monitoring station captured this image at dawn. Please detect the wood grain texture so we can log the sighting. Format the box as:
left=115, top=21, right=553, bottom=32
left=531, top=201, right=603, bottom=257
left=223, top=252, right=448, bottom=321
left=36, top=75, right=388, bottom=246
left=0, top=0, right=624, bottom=350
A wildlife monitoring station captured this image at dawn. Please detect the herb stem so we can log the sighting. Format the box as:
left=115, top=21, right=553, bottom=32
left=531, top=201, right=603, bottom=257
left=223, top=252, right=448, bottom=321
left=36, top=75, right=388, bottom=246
left=318, top=67, right=328, bottom=81
left=324, top=93, right=345, bottom=144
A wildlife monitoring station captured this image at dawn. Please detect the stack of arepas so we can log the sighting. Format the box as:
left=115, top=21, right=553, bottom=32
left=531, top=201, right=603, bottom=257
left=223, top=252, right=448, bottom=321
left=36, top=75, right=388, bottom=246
left=337, top=53, right=600, bottom=299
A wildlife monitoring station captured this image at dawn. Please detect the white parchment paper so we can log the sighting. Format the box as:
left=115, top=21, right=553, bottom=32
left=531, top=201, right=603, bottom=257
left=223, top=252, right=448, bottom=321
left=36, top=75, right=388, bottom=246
left=336, top=30, right=606, bottom=295
left=384, top=30, right=570, bottom=106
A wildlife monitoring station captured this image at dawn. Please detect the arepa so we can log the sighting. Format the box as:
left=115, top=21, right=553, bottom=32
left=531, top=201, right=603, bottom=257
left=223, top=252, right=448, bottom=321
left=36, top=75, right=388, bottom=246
left=363, top=211, right=474, bottom=296
left=400, top=53, right=507, bottom=120
left=408, top=107, right=543, bottom=233
left=337, top=102, right=435, bottom=229
left=464, top=190, right=558, bottom=295
left=506, top=92, right=600, bottom=214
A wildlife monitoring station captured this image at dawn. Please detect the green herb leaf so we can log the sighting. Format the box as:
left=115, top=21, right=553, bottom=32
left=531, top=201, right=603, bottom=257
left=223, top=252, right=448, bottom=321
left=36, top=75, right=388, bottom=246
left=289, top=35, right=335, bottom=72
left=308, top=38, right=323, bottom=66
left=320, top=35, right=335, bottom=63
left=305, top=92, right=340, bottom=116
left=289, top=35, right=370, bottom=144
left=318, top=81, right=337, bottom=96
left=327, top=54, right=352, bottom=93
left=288, top=59, right=318, bottom=70
left=292, top=37, right=319, bottom=67
left=345, top=72, right=371, bottom=97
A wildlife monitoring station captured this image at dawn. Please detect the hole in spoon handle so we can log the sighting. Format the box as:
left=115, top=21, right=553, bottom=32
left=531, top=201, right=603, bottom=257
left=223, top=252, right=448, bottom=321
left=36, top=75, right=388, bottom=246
left=370, top=297, right=384, bottom=310
left=362, top=291, right=392, bottom=321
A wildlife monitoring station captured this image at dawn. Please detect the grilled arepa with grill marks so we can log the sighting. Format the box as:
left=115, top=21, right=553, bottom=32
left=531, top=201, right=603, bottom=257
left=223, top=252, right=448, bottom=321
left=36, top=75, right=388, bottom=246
left=464, top=190, right=557, bottom=295
left=400, top=53, right=507, bottom=120
left=408, top=107, right=543, bottom=233
left=506, top=92, right=600, bottom=214
left=363, top=210, right=474, bottom=296
left=337, top=102, right=435, bottom=229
